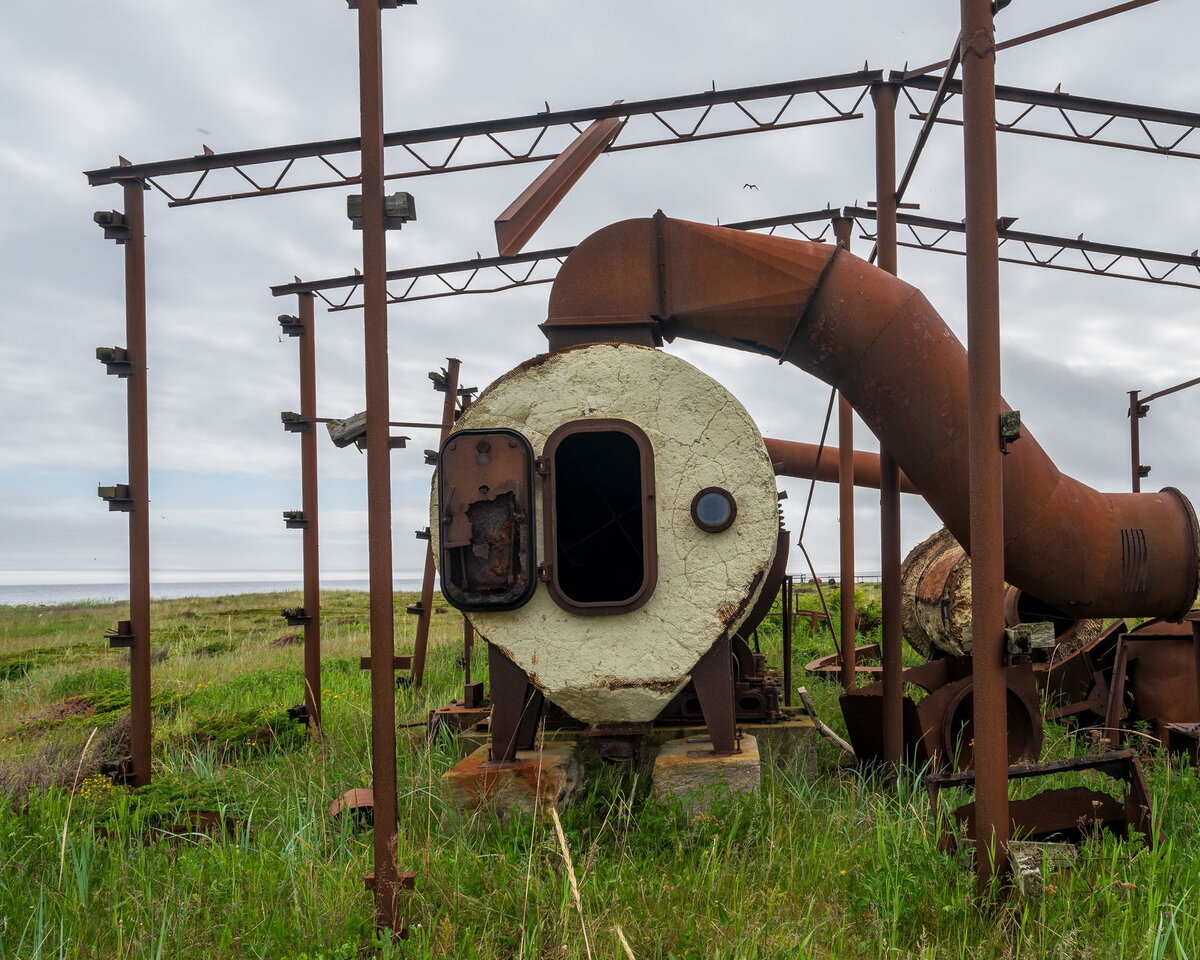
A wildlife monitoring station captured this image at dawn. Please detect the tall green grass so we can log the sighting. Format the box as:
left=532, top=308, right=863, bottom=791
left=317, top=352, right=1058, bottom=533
left=1, top=592, right=1197, bottom=958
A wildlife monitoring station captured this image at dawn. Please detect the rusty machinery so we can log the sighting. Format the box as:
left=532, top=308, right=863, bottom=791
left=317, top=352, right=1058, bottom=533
left=426, top=214, right=1198, bottom=795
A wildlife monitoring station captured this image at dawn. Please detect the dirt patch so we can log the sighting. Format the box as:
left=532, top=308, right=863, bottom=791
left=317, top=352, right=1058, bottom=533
left=36, top=696, right=99, bottom=723
left=270, top=633, right=302, bottom=647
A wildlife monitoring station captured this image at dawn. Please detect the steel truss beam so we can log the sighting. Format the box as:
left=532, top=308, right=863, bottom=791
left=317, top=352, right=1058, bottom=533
left=271, top=207, right=1200, bottom=309
left=85, top=72, right=879, bottom=207
left=896, top=74, right=1200, bottom=161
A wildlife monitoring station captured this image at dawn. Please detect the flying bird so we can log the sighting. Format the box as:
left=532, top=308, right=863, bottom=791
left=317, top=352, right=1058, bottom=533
left=743, top=183, right=758, bottom=190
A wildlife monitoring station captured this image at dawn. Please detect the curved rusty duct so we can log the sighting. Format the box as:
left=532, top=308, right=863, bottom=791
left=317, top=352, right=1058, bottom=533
left=764, top=437, right=918, bottom=493
left=544, top=215, right=1200, bottom=620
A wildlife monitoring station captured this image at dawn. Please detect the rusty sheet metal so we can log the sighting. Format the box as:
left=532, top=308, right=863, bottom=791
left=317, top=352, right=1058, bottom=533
left=927, top=750, right=1153, bottom=850
left=542, top=215, right=1200, bottom=622
left=438, top=429, right=537, bottom=611
left=495, top=108, right=625, bottom=257
left=804, top=642, right=883, bottom=677
left=1104, top=613, right=1200, bottom=745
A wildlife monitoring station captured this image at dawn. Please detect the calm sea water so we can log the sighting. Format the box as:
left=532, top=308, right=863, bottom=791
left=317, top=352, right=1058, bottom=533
left=0, top=577, right=426, bottom=607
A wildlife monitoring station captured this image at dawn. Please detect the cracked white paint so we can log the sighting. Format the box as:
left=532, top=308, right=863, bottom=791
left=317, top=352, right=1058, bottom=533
left=431, top=344, right=778, bottom=724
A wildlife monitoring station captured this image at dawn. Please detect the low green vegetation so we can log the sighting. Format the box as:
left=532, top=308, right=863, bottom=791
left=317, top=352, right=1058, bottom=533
left=0, top=588, right=1197, bottom=959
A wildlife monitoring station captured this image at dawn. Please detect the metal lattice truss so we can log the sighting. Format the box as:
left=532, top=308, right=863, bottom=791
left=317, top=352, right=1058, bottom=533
left=270, top=208, right=1200, bottom=308
left=86, top=71, right=879, bottom=207
left=898, top=74, right=1200, bottom=162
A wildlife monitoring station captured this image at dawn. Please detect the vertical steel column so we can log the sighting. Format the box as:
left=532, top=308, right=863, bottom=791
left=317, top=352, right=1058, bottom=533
left=411, top=357, right=460, bottom=688
left=1128, top=390, right=1142, bottom=493
left=833, top=217, right=857, bottom=692
left=781, top=574, right=793, bottom=707
left=959, top=0, right=1010, bottom=893
left=298, top=293, right=321, bottom=732
left=354, top=0, right=401, bottom=931
left=872, top=82, right=904, bottom=773
left=121, top=178, right=152, bottom=788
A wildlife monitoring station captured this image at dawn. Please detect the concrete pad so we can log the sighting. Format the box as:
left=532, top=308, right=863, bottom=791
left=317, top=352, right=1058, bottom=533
left=651, top=734, right=761, bottom=813
left=441, top=743, right=580, bottom=817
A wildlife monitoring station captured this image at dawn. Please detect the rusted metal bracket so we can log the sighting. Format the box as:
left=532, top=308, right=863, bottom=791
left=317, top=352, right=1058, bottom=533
left=96, top=347, right=132, bottom=378
left=348, top=191, right=416, bottom=230
left=280, top=411, right=309, bottom=433
left=93, top=210, right=130, bottom=243
left=97, top=484, right=134, bottom=512
left=282, top=510, right=308, bottom=529
left=281, top=607, right=311, bottom=627
left=347, top=0, right=415, bottom=7
left=278, top=314, right=304, bottom=337
left=105, top=620, right=135, bottom=649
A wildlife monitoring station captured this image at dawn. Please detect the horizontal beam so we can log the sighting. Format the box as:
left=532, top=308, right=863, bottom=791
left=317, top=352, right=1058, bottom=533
left=85, top=70, right=879, bottom=204
left=1142, top=375, right=1200, bottom=405
left=277, top=207, right=1200, bottom=311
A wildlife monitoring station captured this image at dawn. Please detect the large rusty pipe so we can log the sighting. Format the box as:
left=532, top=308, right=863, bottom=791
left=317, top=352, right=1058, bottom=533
left=121, top=178, right=152, bottom=788
left=764, top=437, right=917, bottom=492
left=543, top=214, right=1199, bottom=623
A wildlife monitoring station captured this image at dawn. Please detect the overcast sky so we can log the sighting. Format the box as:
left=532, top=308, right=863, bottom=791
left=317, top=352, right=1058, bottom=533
left=1, top=1, right=1197, bottom=586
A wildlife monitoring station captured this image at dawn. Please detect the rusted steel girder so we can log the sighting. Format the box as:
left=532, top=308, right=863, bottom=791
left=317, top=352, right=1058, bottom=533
left=833, top=216, right=857, bottom=692
left=496, top=111, right=624, bottom=257
left=298, top=293, right=321, bottom=732
left=541, top=214, right=1200, bottom=623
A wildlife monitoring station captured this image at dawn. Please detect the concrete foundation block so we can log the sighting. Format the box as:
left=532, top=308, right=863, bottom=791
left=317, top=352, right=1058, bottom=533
left=651, top=734, right=761, bottom=813
left=441, top=743, right=580, bottom=817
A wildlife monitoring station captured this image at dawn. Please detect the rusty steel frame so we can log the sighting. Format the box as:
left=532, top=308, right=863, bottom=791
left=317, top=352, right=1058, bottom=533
left=959, top=0, right=1008, bottom=894
left=1128, top=376, right=1200, bottom=492
left=298, top=293, right=322, bottom=732
left=354, top=0, right=404, bottom=934
left=872, top=82, right=905, bottom=775
left=833, top=216, right=857, bottom=692
left=410, top=358, right=460, bottom=688
left=270, top=209, right=1200, bottom=310
left=84, top=72, right=879, bottom=206
left=897, top=73, right=1200, bottom=163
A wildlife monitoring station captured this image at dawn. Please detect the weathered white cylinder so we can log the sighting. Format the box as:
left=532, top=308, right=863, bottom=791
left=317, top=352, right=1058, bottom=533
left=432, top=343, right=779, bottom=724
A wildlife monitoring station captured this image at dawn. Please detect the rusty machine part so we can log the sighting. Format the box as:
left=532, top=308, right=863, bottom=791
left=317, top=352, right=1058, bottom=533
left=840, top=657, right=1042, bottom=772
left=927, top=750, right=1153, bottom=851
left=1104, top=613, right=1200, bottom=747
left=541, top=214, right=1200, bottom=623
left=900, top=527, right=1109, bottom=662
left=804, top=643, right=883, bottom=678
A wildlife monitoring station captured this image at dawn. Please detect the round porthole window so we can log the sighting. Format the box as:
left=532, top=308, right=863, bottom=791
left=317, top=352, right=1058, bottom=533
left=691, top=487, right=737, bottom=533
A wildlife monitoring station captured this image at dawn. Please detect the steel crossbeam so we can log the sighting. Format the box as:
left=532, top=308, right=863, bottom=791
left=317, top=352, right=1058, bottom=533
left=271, top=207, right=1200, bottom=309
left=897, top=74, right=1200, bottom=162
left=84, top=72, right=879, bottom=207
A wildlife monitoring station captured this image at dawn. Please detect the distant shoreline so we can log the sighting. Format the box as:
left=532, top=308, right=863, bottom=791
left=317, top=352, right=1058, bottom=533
left=0, top=577, right=426, bottom=607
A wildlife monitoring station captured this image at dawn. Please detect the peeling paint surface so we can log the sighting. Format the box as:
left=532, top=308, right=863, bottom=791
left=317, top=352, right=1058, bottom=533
left=431, top=344, right=778, bottom=723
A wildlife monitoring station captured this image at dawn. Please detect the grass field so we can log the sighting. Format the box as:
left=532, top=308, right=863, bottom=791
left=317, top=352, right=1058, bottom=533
left=1, top=587, right=1197, bottom=959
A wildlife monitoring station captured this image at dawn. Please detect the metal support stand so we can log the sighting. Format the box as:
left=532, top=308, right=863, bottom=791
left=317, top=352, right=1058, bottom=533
left=782, top=575, right=794, bottom=708
left=959, top=0, right=1010, bottom=894
left=691, top=634, right=739, bottom=755
left=833, top=217, right=857, bottom=692
left=298, top=293, right=322, bottom=732
left=353, top=0, right=403, bottom=933
left=1128, top=389, right=1145, bottom=493
left=486, top=642, right=544, bottom=764
left=872, top=82, right=905, bottom=775
left=411, top=357, right=460, bottom=688
left=113, top=176, right=153, bottom=788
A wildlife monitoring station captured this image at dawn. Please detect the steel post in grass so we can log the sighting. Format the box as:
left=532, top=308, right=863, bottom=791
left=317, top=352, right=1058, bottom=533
left=1128, top=389, right=1143, bottom=493
left=298, top=293, right=321, bottom=732
left=959, top=0, right=1009, bottom=894
left=782, top=575, right=794, bottom=707
left=832, top=217, right=857, bottom=692
left=355, top=0, right=401, bottom=932
left=120, top=177, right=152, bottom=787
left=872, top=81, right=904, bottom=773
left=411, top=357, right=460, bottom=688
